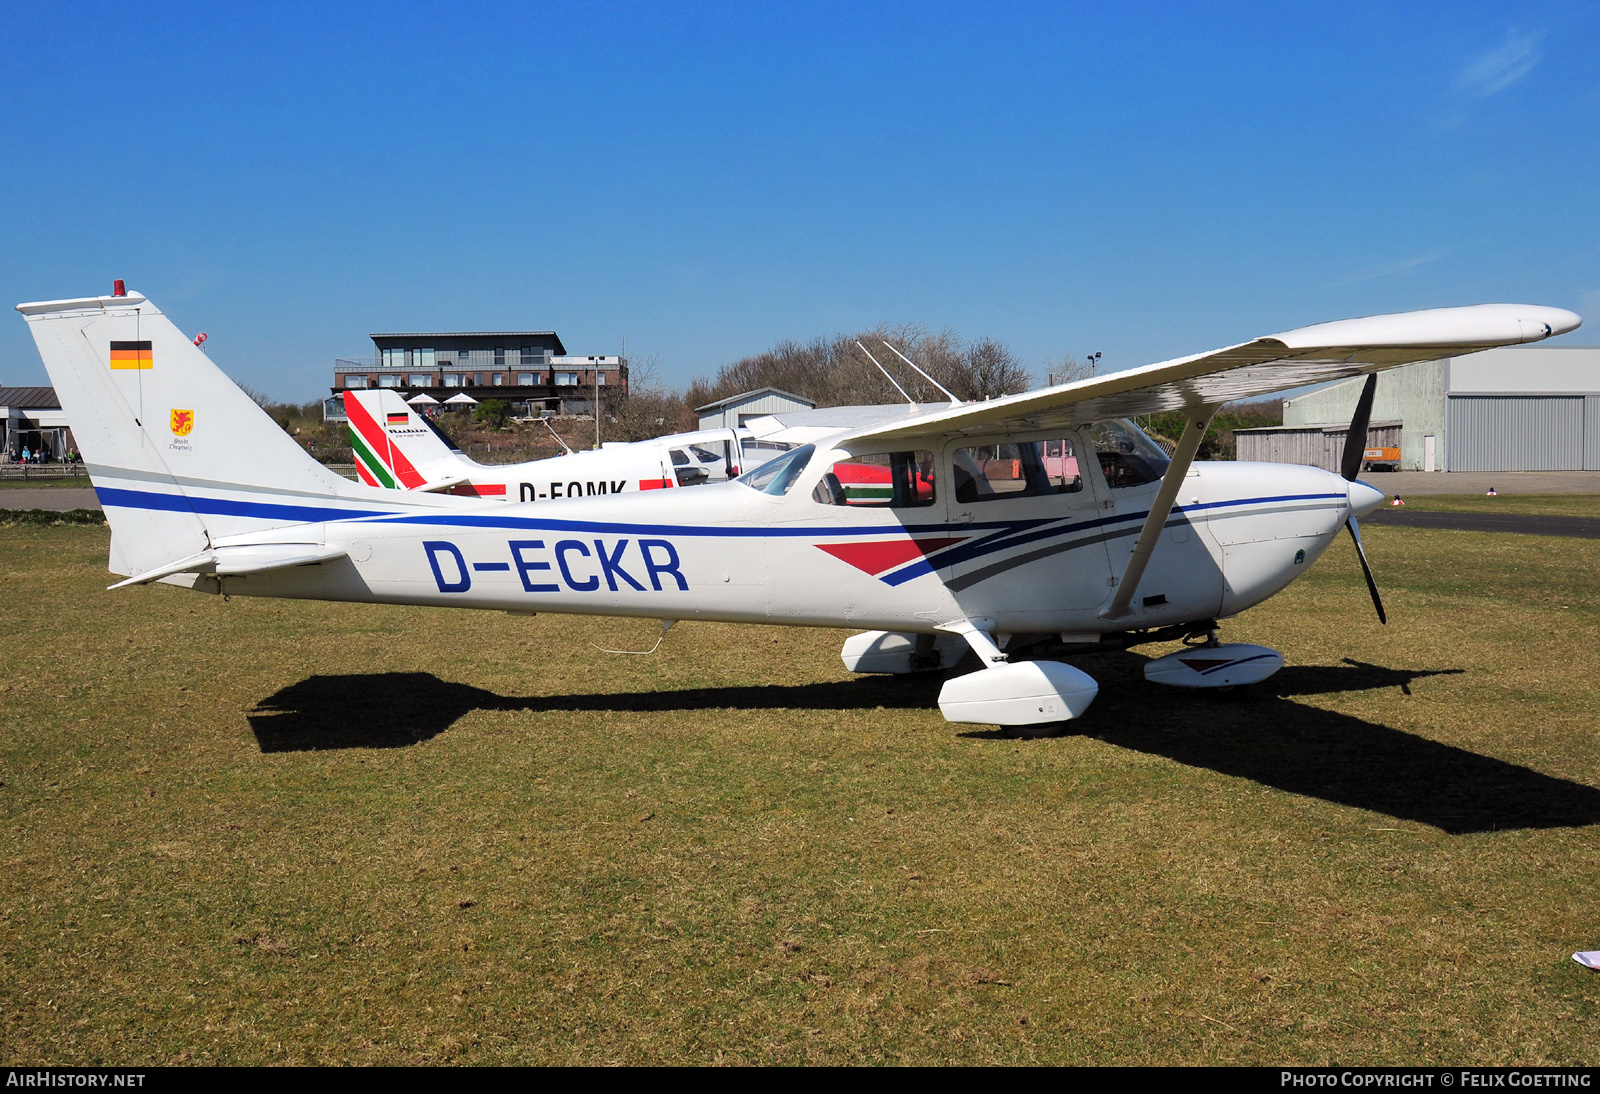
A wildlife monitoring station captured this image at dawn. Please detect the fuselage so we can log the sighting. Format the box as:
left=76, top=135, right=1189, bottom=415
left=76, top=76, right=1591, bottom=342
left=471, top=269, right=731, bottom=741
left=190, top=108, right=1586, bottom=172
left=212, top=434, right=1382, bottom=639
left=435, top=428, right=754, bottom=501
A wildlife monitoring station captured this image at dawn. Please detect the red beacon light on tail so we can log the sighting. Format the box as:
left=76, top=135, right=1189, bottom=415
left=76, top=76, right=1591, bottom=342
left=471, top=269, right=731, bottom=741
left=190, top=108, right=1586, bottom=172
left=112, top=279, right=126, bottom=297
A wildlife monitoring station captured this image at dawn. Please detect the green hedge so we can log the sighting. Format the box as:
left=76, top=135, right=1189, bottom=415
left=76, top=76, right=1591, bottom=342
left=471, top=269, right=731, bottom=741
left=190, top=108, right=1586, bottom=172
left=0, top=508, right=107, bottom=527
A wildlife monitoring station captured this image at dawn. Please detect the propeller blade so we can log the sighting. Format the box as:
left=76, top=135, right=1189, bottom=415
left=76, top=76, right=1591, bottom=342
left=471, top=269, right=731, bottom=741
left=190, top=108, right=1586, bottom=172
left=1345, top=516, right=1387, bottom=625
left=1340, top=373, right=1379, bottom=482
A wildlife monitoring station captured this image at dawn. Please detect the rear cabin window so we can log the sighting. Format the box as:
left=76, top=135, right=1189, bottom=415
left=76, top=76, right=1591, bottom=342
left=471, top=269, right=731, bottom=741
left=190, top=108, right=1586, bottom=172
left=812, top=451, right=936, bottom=508
left=1088, top=420, right=1171, bottom=488
left=741, top=438, right=795, bottom=467
left=953, top=438, right=1083, bottom=504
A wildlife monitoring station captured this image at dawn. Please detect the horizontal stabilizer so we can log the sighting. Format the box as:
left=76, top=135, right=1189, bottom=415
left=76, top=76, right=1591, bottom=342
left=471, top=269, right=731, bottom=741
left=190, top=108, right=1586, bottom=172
left=107, top=543, right=348, bottom=589
left=417, top=474, right=470, bottom=492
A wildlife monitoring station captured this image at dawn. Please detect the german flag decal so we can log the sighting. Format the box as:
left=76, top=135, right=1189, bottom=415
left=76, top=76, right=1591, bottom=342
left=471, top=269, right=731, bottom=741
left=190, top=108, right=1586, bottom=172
left=109, top=340, right=153, bottom=370
left=386, top=412, right=408, bottom=424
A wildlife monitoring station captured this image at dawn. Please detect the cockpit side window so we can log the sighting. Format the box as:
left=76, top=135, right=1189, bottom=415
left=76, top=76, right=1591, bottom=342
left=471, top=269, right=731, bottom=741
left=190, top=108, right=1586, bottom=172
left=1088, top=420, right=1171, bottom=488
left=811, top=451, right=936, bottom=508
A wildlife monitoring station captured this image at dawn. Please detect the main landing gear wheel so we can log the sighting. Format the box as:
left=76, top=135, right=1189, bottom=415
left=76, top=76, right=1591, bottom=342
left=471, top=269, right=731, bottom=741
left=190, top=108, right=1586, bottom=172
left=840, top=630, right=967, bottom=674
left=937, top=660, right=1100, bottom=727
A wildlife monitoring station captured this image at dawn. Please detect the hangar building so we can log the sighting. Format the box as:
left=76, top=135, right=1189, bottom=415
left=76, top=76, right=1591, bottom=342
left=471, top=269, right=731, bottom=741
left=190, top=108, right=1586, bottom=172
left=695, top=387, right=815, bottom=430
left=1236, top=345, right=1600, bottom=472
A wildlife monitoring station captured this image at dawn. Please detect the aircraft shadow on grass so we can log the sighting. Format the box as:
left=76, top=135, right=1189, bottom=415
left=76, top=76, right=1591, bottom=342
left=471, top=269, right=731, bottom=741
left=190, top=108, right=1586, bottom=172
left=246, top=671, right=941, bottom=753
left=248, top=659, right=1600, bottom=836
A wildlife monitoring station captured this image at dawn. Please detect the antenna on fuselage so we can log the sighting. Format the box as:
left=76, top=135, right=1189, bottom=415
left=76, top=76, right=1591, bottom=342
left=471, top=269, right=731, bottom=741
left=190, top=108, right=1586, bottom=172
left=880, top=341, right=961, bottom=408
left=540, top=415, right=575, bottom=455
left=855, top=341, right=915, bottom=408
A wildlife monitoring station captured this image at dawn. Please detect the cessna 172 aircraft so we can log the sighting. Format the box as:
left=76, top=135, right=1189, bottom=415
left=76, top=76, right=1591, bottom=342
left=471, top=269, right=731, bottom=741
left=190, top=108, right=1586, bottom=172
left=19, top=285, right=1580, bottom=727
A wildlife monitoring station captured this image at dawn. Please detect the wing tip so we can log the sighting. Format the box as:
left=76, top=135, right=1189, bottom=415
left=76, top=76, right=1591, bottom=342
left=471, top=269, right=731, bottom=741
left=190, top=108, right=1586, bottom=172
left=1274, top=303, right=1581, bottom=351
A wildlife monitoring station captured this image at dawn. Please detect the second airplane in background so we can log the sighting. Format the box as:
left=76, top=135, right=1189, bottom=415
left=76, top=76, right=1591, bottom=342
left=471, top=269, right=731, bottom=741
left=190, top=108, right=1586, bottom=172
left=343, top=389, right=789, bottom=501
left=342, top=388, right=908, bottom=504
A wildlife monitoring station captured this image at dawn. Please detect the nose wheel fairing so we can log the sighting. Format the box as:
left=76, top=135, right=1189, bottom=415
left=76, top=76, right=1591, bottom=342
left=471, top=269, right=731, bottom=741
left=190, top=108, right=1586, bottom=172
left=1143, top=642, right=1284, bottom=689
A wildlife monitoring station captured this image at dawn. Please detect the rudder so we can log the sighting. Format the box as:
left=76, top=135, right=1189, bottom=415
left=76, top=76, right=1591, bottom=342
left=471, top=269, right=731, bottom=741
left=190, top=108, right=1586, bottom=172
left=344, top=388, right=472, bottom=489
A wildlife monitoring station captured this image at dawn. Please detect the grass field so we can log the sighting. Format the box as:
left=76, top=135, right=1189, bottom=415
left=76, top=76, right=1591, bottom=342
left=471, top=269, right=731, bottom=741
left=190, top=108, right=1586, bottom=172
left=2, top=522, right=1598, bottom=1065
left=1390, top=494, right=1600, bottom=518
left=0, top=477, right=92, bottom=489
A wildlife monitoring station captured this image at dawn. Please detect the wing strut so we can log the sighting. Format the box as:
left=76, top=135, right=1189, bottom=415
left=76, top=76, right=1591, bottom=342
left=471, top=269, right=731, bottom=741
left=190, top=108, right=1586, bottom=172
left=1099, top=408, right=1216, bottom=621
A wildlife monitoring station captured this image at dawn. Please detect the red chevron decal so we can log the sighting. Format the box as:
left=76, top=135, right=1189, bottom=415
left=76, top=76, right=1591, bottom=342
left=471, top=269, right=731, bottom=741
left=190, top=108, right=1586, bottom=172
left=815, top=536, right=966, bottom=577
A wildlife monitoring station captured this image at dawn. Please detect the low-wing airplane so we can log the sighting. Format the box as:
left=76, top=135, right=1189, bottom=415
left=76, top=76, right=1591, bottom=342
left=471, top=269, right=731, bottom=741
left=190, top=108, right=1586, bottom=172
left=343, top=388, right=760, bottom=500
left=341, top=388, right=917, bottom=503
left=19, top=285, right=1580, bottom=727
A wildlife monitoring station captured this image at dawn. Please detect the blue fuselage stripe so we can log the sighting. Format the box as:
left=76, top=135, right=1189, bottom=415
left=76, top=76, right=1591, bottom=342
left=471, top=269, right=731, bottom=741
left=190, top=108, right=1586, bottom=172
left=96, top=486, right=399, bottom=524
left=92, top=486, right=1346, bottom=571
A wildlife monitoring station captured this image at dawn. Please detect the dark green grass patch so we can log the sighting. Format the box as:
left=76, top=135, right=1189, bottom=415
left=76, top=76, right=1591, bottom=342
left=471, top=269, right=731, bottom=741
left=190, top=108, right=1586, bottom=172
left=0, top=478, right=94, bottom=490
left=2, top=524, right=1598, bottom=1064
left=0, top=508, right=105, bottom=527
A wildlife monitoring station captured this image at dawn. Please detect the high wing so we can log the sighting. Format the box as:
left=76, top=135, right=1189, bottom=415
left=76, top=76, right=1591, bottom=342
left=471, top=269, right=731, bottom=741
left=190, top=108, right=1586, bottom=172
left=837, top=303, right=1581, bottom=445
left=821, top=301, right=1579, bottom=626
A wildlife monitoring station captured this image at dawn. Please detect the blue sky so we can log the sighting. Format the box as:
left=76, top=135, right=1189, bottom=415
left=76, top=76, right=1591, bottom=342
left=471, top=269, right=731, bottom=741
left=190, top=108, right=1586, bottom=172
left=2, top=2, right=1596, bottom=399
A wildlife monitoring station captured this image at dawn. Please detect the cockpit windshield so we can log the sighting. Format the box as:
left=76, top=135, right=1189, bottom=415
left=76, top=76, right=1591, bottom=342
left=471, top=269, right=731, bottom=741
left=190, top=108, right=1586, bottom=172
left=737, top=444, right=815, bottom=495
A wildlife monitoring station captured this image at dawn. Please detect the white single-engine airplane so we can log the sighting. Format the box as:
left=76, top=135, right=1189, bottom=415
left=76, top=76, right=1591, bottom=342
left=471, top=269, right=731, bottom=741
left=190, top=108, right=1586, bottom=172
left=341, top=388, right=912, bottom=502
left=20, top=286, right=1580, bottom=727
left=343, top=388, right=757, bottom=500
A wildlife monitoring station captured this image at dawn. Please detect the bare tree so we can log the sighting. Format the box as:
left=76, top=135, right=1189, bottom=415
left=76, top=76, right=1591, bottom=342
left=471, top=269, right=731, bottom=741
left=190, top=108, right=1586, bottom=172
left=685, top=326, right=1036, bottom=410
left=1044, top=352, right=1095, bottom=387
left=606, top=353, right=694, bottom=442
left=237, top=382, right=276, bottom=410
left=941, top=337, right=1034, bottom=401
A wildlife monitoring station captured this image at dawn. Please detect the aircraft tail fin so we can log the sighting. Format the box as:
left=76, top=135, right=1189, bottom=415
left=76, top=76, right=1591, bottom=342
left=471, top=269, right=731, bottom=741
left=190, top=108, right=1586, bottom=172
left=343, top=389, right=477, bottom=489
left=16, top=287, right=422, bottom=579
